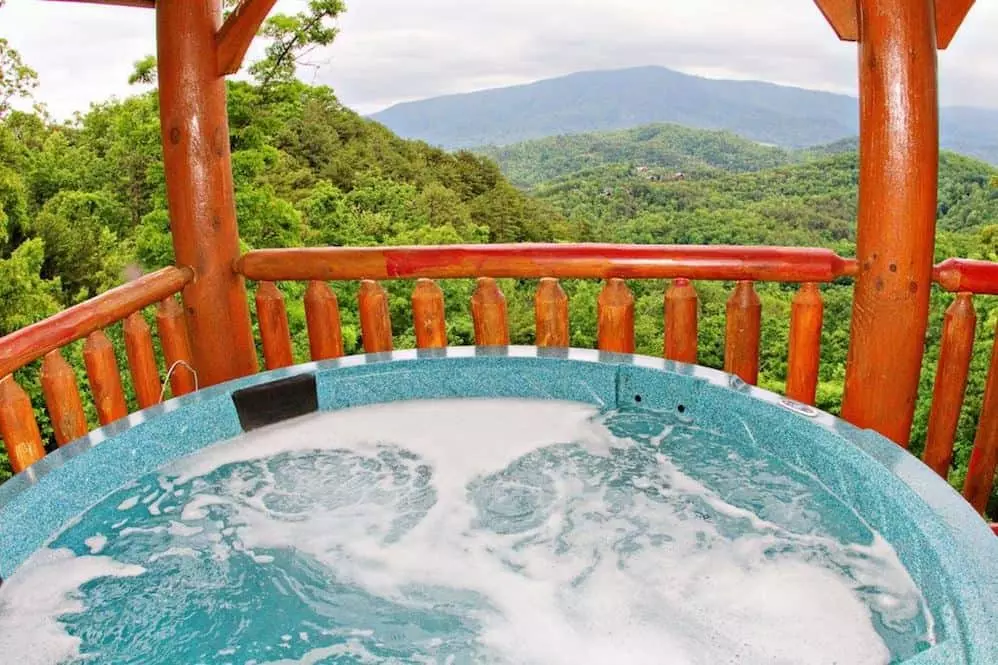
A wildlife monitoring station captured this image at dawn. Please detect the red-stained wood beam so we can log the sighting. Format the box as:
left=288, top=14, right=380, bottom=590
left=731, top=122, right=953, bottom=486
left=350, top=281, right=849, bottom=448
left=216, top=0, right=279, bottom=76
left=841, top=0, right=939, bottom=446
left=0, top=266, right=192, bottom=379
left=236, top=245, right=858, bottom=284
left=934, top=258, right=998, bottom=294
left=45, top=0, right=155, bottom=8
left=813, top=0, right=973, bottom=48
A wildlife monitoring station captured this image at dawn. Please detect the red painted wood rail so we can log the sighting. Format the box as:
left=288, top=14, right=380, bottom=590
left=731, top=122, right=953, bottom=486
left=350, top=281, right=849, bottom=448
left=935, top=259, right=998, bottom=295
left=236, top=245, right=859, bottom=284
left=0, top=266, right=192, bottom=379
left=923, top=294, right=976, bottom=478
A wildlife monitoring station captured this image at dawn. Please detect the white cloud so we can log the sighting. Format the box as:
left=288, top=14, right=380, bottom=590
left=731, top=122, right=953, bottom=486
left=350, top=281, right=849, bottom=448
left=1, top=0, right=996, bottom=119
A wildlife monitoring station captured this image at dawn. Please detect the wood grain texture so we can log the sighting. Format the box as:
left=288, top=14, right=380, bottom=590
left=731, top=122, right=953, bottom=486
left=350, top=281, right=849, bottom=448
left=936, top=0, right=975, bottom=48
left=724, top=281, right=762, bottom=385
left=157, top=0, right=258, bottom=386
left=124, top=312, right=161, bottom=409
left=786, top=283, right=824, bottom=405
left=471, top=278, right=510, bottom=346
left=841, top=0, right=939, bottom=446
left=255, top=282, right=294, bottom=370
left=83, top=330, right=128, bottom=426
left=412, top=279, right=447, bottom=349
left=664, top=278, right=698, bottom=364
left=358, top=280, right=393, bottom=353
left=156, top=296, right=197, bottom=397
left=923, top=294, right=976, bottom=477
left=963, top=322, right=998, bottom=513
left=597, top=279, right=635, bottom=354
left=0, top=375, right=46, bottom=474
left=215, top=0, right=278, bottom=75
left=812, top=0, right=859, bottom=41
left=41, top=350, right=88, bottom=446
left=535, top=278, right=569, bottom=348
left=237, top=244, right=858, bottom=283
left=0, top=266, right=191, bottom=378
left=934, top=258, right=998, bottom=294
left=304, top=281, right=344, bottom=361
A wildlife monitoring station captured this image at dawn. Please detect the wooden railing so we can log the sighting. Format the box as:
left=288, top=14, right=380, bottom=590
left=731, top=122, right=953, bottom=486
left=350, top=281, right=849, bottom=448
left=1, top=245, right=997, bottom=523
left=0, top=266, right=196, bottom=474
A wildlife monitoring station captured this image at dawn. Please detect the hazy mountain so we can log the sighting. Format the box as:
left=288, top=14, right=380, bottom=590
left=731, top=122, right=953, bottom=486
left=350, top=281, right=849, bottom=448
left=370, top=66, right=998, bottom=163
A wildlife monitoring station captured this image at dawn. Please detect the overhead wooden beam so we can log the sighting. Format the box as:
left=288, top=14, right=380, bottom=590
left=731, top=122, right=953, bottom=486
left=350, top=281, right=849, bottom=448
left=45, top=0, right=155, bottom=8
left=813, top=0, right=974, bottom=48
left=216, top=0, right=279, bottom=76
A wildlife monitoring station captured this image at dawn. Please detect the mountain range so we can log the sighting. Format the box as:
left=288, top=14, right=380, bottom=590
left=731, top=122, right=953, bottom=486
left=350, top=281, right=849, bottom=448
left=369, top=66, right=998, bottom=163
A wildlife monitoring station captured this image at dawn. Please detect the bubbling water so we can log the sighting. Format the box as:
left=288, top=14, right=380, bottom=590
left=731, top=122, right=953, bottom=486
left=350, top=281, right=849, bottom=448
left=0, top=399, right=934, bottom=664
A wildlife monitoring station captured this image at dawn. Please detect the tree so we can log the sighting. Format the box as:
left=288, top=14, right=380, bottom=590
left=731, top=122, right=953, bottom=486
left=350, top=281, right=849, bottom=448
left=0, top=0, right=39, bottom=119
left=249, top=0, right=346, bottom=88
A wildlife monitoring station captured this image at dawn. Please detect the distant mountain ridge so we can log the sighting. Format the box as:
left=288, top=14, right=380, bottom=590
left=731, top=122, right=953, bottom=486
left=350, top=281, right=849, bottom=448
left=369, top=66, right=998, bottom=163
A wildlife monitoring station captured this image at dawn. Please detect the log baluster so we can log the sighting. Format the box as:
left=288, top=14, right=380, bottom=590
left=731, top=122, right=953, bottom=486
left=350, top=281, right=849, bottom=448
left=786, top=283, right=824, bottom=405
left=471, top=278, right=509, bottom=346
left=40, top=350, right=88, bottom=446
left=664, top=278, right=698, bottom=363
left=124, top=312, right=161, bottom=409
left=84, top=330, right=128, bottom=426
left=304, top=281, right=344, bottom=361
left=358, top=280, right=393, bottom=353
left=598, top=279, right=635, bottom=353
left=156, top=296, right=197, bottom=397
left=535, top=278, right=569, bottom=347
left=0, top=375, right=47, bottom=473
left=412, top=279, right=447, bottom=349
left=924, top=293, right=976, bottom=478
left=725, top=281, right=762, bottom=385
left=963, top=323, right=998, bottom=514
left=255, top=282, right=294, bottom=370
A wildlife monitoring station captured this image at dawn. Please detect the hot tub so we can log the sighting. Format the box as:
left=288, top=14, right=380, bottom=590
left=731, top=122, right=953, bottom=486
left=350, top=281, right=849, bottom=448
left=0, top=347, right=995, bottom=664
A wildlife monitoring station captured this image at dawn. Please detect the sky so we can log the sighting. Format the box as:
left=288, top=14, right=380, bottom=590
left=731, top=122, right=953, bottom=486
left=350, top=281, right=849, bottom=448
left=2, top=0, right=997, bottom=120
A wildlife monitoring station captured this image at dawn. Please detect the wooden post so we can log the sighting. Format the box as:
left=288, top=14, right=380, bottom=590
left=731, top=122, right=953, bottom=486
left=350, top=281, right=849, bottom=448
left=786, top=283, right=824, bottom=405
left=841, top=0, right=939, bottom=445
left=0, top=375, right=46, bottom=473
left=84, top=331, right=129, bottom=426
left=124, top=312, right=161, bottom=409
left=156, top=0, right=257, bottom=386
left=471, top=278, right=510, bottom=346
left=725, top=281, right=762, bottom=385
left=964, top=323, right=998, bottom=514
left=597, top=279, right=635, bottom=353
left=535, top=278, right=569, bottom=347
left=156, top=296, right=197, bottom=397
left=358, top=280, right=393, bottom=353
left=664, top=278, right=698, bottom=364
left=412, top=279, right=447, bottom=349
left=255, top=282, right=294, bottom=370
left=304, top=281, right=344, bottom=361
left=924, top=293, right=976, bottom=477
left=41, top=350, right=88, bottom=446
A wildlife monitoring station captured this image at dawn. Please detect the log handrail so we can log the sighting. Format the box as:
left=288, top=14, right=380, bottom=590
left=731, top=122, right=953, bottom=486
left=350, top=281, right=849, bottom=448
left=934, top=258, right=998, bottom=294
left=236, top=244, right=860, bottom=283
left=0, top=266, right=193, bottom=378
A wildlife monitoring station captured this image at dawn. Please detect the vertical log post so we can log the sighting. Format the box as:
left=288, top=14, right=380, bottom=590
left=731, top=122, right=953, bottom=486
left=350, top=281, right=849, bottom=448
left=41, top=350, right=88, bottom=446
left=0, top=375, right=46, bottom=473
left=156, top=0, right=258, bottom=386
left=725, top=281, right=761, bottom=385
left=924, top=293, right=976, bottom=477
left=841, top=0, right=939, bottom=445
left=535, top=278, right=569, bottom=347
left=83, top=330, right=128, bottom=426
left=597, top=279, right=635, bottom=353
left=255, top=282, right=294, bottom=370
left=304, top=281, right=344, bottom=361
left=156, top=296, right=197, bottom=397
left=358, top=280, right=393, bottom=353
left=412, top=279, right=447, bottom=349
left=471, top=278, right=510, bottom=346
left=963, top=324, right=998, bottom=514
left=124, top=312, right=161, bottom=409
left=664, top=278, right=698, bottom=363
left=786, top=283, right=824, bottom=405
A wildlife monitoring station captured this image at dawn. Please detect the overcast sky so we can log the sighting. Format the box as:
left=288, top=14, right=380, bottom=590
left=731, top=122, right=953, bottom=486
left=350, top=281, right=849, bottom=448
left=3, top=0, right=997, bottom=120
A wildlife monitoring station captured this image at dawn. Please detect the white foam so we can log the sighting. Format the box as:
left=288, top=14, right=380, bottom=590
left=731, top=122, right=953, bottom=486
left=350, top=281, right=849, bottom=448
left=84, top=534, right=108, bottom=554
left=0, top=549, right=144, bottom=665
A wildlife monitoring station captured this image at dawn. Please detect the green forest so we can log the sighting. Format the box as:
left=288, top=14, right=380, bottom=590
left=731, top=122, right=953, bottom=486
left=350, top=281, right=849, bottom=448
left=2, top=20, right=998, bottom=516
